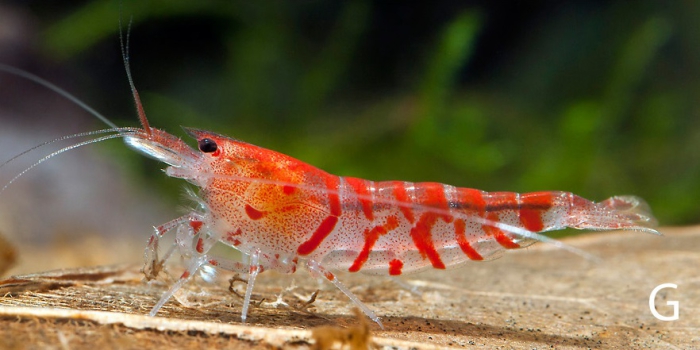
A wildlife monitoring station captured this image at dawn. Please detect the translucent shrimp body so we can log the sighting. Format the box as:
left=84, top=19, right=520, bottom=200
left=123, top=124, right=659, bottom=326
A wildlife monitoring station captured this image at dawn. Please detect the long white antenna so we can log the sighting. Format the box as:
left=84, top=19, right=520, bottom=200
left=0, top=132, right=132, bottom=195
left=0, top=63, right=119, bottom=129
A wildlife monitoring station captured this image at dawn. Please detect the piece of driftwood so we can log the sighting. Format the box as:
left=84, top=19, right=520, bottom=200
left=0, top=226, right=697, bottom=349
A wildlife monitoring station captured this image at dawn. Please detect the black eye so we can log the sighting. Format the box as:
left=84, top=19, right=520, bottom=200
left=198, top=138, right=218, bottom=153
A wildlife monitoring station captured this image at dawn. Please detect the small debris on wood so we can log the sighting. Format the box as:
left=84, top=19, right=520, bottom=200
left=228, top=274, right=265, bottom=307
left=311, top=308, right=373, bottom=350
left=294, top=289, right=319, bottom=312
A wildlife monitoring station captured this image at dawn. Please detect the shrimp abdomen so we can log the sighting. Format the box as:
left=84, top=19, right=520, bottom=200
left=324, top=181, right=658, bottom=276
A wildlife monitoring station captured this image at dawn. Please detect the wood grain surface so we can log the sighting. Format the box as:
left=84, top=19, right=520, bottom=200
left=0, top=226, right=697, bottom=349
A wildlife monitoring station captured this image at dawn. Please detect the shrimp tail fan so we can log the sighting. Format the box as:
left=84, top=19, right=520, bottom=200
left=568, top=195, right=660, bottom=235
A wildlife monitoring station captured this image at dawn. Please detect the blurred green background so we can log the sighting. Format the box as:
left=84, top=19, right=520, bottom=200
left=10, top=0, right=700, bottom=226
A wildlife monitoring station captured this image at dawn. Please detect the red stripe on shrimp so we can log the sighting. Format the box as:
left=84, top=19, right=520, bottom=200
left=483, top=212, right=520, bottom=249
left=297, top=216, right=338, bottom=255
left=410, top=213, right=446, bottom=269
left=417, top=182, right=453, bottom=222
left=392, top=182, right=415, bottom=223
left=519, top=192, right=553, bottom=232
left=453, top=189, right=519, bottom=248
left=295, top=176, right=343, bottom=256
left=348, top=215, right=399, bottom=272
left=454, top=219, right=483, bottom=260
left=345, top=177, right=374, bottom=221
left=325, top=175, right=342, bottom=216
left=482, top=193, right=521, bottom=248
left=453, top=188, right=487, bottom=212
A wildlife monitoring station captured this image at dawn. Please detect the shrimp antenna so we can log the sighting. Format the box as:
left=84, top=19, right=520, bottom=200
left=0, top=63, right=119, bottom=129
left=0, top=128, right=138, bottom=171
left=119, top=14, right=151, bottom=136
left=0, top=132, right=133, bottom=195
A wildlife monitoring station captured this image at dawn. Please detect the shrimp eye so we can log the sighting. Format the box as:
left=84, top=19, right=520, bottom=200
left=198, top=138, right=218, bottom=153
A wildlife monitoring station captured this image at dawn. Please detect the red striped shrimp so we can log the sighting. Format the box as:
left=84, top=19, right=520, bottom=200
left=0, top=53, right=660, bottom=328
left=129, top=128, right=659, bottom=325
left=131, top=125, right=660, bottom=328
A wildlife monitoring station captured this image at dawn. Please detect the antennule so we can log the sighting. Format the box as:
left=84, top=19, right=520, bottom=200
left=119, top=15, right=151, bottom=136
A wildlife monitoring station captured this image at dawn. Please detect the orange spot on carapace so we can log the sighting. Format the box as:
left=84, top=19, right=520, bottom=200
left=283, top=185, right=296, bottom=195
left=245, top=204, right=266, bottom=220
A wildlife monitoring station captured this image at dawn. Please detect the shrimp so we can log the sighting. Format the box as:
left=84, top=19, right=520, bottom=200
left=128, top=129, right=660, bottom=327
left=0, top=39, right=660, bottom=329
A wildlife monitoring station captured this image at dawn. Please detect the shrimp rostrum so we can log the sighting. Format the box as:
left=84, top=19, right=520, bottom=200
left=0, top=62, right=659, bottom=328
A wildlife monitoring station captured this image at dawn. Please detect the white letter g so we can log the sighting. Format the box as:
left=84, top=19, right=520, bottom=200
left=649, top=283, right=679, bottom=321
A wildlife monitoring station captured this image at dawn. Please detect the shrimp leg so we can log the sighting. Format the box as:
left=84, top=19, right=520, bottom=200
left=208, top=250, right=300, bottom=322
left=241, top=249, right=261, bottom=323
left=306, top=259, right=383, bottom=329
left=148, top=218, right=296, bottom=322
left=143, top=213, right=204, bottom=280
left=149, top=256, right=207, bottom=316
